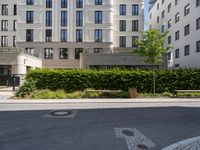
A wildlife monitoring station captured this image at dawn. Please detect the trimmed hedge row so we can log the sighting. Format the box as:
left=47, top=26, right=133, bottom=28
left=26, top=69, right=200, bottom=93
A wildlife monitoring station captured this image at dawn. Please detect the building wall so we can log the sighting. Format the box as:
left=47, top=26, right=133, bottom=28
left=149, top=0, right=200, bottom=68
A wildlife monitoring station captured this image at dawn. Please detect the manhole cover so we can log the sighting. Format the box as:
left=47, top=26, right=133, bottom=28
left=137, top=144, right=149, bottom=149
left=122, top=130, right=134, bottom=136
left=49, top=110, right=72, bottom=116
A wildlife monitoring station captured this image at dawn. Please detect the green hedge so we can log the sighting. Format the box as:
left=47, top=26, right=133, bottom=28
left=25, top=69, right=200, bottom=93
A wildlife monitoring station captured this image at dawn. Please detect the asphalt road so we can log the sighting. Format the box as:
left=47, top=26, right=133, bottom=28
left=0, top=107, right=200, bottom=150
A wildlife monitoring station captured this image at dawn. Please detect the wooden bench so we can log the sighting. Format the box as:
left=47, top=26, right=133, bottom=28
left=85, top=89, right=123, bottom=94
left=173, top=90, right=200, bottom=97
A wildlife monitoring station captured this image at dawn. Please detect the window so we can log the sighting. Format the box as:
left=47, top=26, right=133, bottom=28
left=46, top=0, right=52, bottom=8
left=157, top=16, right=159, bottom=23
left=132, top=4, right=139, bottom=15
left=119, top=20, right=126, bottom=31
left=44, top=48, right=53, bottom=59
left=184, top=24, right=190, bottom=36
left=175, top=64, right=179, bottom=68
left=13, top=20, right=16, bottom=31
left=76, top=11, right=83, bottom=26
left=61, top=11, right=67, bottom=26
left=184, top=45, right=190, bottom=56
left=132, top=20, right=139, bottom=31
left=119, top=36, right=126, bottom=47
left=197, top=17, right=200, bottom=30
left=175, top=31, right=179, bottom=40
left=162, top=0, right=165, bottom=4
left=167, top=52, right=171, bottom=60
left=196, top=41, right=200, bottom=52
left=132, top=36, right=138, bottom=48
left=61, top=0, right=68, bottom=8
left=168, top=3, right=171, bottom=13
left=14, top=5, right=17, bottom=15
left=168, top=36, right=171, bottom=44
left=157, top=3, right=159, bottom=10
left=95, top=11, right=102, bottom=24
left=75, top=48, right=83, bottom=59
left=46, top=29, right=52, bottom=42
left=76, top=0, right=83, bottom=8
left=95, top=29, right=102, bottom=42
left=26, top=11, right=34, bottom=23
left=1, top=36, right=8, bottom=47
left=60, top=48, right=68, bottom=59
left=161, top=25, right=165, bottom=33
left=26, top=48, right=34, bottom=55
left=184, top=4, right=190, bottom=16
left=26, top=29, right=33, bottom=42
left=119, top=4, right=126, bottom=15
left=95, top=0, right=102, bottom=5
left=175, top=0, right=179, bottom=5
left=27, top=0, right=34, bottom=5
left=1, top=20, right=8, bottom=31
left=197, top=0, right=200, bottom=7
left=2, top=5, right=8, bottom=15
left=175, top=49, right=179, bottom=58
left=175, top=13, right=180, bottom=23
left=46, top=11, right=52, bottom=26
left=162, top=10, right=165, bottom=19
left=76, top=29, right=83, bottom=42
left=168, top=19, right=171, bottom=28
left=61, top=29, right=67, bottom=42
left=94, top=48, right=102, bottom=53
left=13, top=36, right=16, bottom=47
left=150, top=13, right=152, bottom=19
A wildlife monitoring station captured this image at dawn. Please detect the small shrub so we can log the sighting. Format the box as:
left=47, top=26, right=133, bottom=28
left=16, top=80, right=37, bottom=97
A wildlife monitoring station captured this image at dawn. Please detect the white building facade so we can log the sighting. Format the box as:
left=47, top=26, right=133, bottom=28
left=149, top=0, right=200, bottom=68
left=0, top=0, right=144, bottom=68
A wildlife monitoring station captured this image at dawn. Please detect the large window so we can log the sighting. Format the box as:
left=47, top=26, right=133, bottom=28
left=76, top=0, right=83, bottom=8
left=94, top=29, right=102, bottom=42
left=13, top=20, right=16, bottom=31
left=132, top=36, right=138, bottom=48
left=175, top=13, right=180, bottom=23
left=184, top=24, right=190, bottom=36
left=119, top=4, right=126, bottom=15
left=76, top=29, right=83, bottom=42
left=95, top=0, right=102, bottom=5
left=197, top=17, right=200, bottom=30
left=76, top=11, right=83, bottom=26
left=162, top=10, right=165, bottom=19
left=132, top=4, right=139, bottom=15
left=46, top=29, right=52, bottom=42
left=197, top=0, right=200, bottom=7
left=61, top=29, right=67, bottom=42
left=168, top=19, right=171, bottom=28
left=75, top=48, right=83, bottom=59
left=14, top=5, right=17, bottom=15
left=119, top=20, right=126, bottom=31
left=184, top=4, right=190, bottom=16
left=44, top=48, right=53, bottom=59
left=46, top=0, right=52, bottom=8
left=13, top=36, right=16, bottom=47
left=26, top=11, right=34, bottom=23
left=60, top=48, right=68, bottom=59
left=184, top=45, right=190, bottom=56
left=26, top=48, right=34, bottom=55
left=197, top=41, right=200, bottom=52
left=168, top=3, right=171, bottom=13
left=119, top=36, right=126, bottom=47
left=1, top=20, right=8, bottom=31
left=175, top=49, right=179, bottom=58
left=61, top=0, right=68, bottom=8
left=27, top=0, right=34, bottom=5
left=2, top=5, right=8, bottom=15
left=61, top=11, right=67, bottom=26
left=1, top=36, right=8, bottom=47
left=26, top=29, right=33, bottom=42
left=132, top=20, right=139, bottom=31
left=95, top=11, right=102, bottom=24
left=168, top=36, right=171, bottom=44
left=46, top=11, right=52, bottom=26
left=175, top=31, right=179, bottom=41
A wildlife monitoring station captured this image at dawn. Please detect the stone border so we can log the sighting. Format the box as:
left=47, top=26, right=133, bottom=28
left=162, top=136, right=200, bottom=150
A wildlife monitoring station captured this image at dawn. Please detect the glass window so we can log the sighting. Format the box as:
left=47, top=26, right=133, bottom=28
left=132, top=20, right=139, bottom=31
left=175, top=0, right=179, bottom=5
left=168, top=3, right=171, bottom=13
left=94, top=29, right=102, bottom=42
left=168, top=19, right=171, bottom=28
left=26, top=29, right=33, bottom=42
left=14, top=5, right=17, bottom=15
left=94, top=48, right=102, bottom=53
left=132, top=4, right=139, bottom=15
left=132, top=36, right=138, bottom=48
left=119, top=36, right=126, bottom=47
left=175, top=13, right=180, bottom=23
left=76, top=11, right=83, bottom=26
left=167, top=52, right=171, bottom=60
left=184, top=4, right=190, bottom=16
left=119, top=4, right=126, bottom=15
left=184, top=24, right=190, bottom=36
left=197, top=17, right=200, bottom=30
left=184, top=45, right=190, bottom=56
left=95, top=0, right=102, bottom=5
left=61, top=11, right=67, bottom=26
left=44, top=48, right=53, bottom=59
left=76, top=0, right=83, bottom=8
left=175, top=49, right=179, bottom=58
left=60, top=48, right=68, bottom=59
left=157, top=16, right=159, bottom=23
left=26, top=11, right=34, bottom=23
left=197, top=0, right=200, bottom=7
left=75, top=48, right=83, bottom=59
left=46, top=0, right=52, bottom=8
left=168, top=36, right=171, bottom=44
left=175, top=31, right=179, bottom=40
left=27, top=0, right=34, bottom=5
left=46, top=29, right=52, bottom=42
left=2, top=5, right=8, bottom=15
left=76, top=29, right=83, bottom=42
left=13, top=20, right=16, bottom=31
left=95, top=11, right=102, bottom=24
left=161, top=25, right=165, bottom=33
left=61, top=29, right=67, bottom=42
left=61, top=0, right=68, bottom=8
left=1, top=36, right=8, bottom=47
left=26, top=48, right=34, bottom=55
left=1, top=20, right=8, bottom=31
left=196, top=41, right=200, bottom=52
left=162, top=10, right=165, bottom=19
left=46, top=11, right=52, bottom=26
left=13, top=36, right=16, bottom=47
left=119, top=20, right=126, bottom=31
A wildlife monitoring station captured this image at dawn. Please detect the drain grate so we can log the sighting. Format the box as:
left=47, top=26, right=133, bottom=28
left=122, top=130, right=134, bottom=136
left=43, top=110, right=78, bottom=118
left=137, top=144, right=149, bottom=149
left=49, top=110, right=72, bottom=116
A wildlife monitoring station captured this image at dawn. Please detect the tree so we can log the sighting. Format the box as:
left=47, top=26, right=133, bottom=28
left=133, top=29, right=171, bottom=94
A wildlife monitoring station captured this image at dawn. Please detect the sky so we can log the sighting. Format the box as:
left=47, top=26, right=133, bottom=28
left=144, top=0, right=149, bottom=30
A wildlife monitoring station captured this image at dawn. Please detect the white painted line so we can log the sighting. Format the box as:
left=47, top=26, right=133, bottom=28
left=162, top=136, right=200, bottom=150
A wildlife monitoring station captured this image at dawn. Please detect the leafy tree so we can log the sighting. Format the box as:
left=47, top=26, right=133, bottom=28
left=133, top=29, right=171, bottom=93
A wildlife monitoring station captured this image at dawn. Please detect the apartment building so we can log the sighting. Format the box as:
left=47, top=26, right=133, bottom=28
left=149, top=0, right=200, bottom=68
left=0, top=0, right=144, bottom=69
